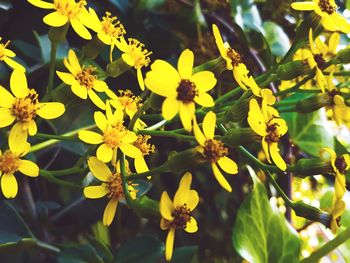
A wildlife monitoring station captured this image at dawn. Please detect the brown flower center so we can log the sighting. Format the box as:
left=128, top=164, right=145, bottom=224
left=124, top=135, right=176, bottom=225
left=11, top=89, right=39, bottom=123
left=318, top=0, right=336, bottom=14
left=133, top=135, right=155, bottom=156
left=101, top=12, right=126, bottom=38
left=265, top=123, right=280, bottom=143
left=176, top=79, right=197, bottom=103
left=313, top=54, right=326, bottom=69
left=203, top=139, right=228, bottom=163
left=335, top=156, right=347, bottom=174
left=226, top=48, right=241, bottom=67
left=171, top=204, right=192, bottom=229
left=103, top=123, right=126, bottom=149
left=0, top=151, right=19, bottom=174
left=106, top=173, right=124, bottom=199
left=76, top=66, right=96, bottom=89
left=55, top=0, right=86, bottom=19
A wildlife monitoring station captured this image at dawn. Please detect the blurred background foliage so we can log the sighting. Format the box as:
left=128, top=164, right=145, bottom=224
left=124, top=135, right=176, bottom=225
left=1, top=0, right=350, bottom=262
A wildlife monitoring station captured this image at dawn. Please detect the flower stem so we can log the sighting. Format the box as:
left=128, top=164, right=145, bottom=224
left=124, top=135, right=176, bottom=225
left=47, top=41, right=58, bottom=95
left=137, top=129, right=195, bottom=142
left=35, top=133, right=78, bottom=141
left=128, top=98, right=150, bottom=130
left=39, top=169, right=82, bottom=189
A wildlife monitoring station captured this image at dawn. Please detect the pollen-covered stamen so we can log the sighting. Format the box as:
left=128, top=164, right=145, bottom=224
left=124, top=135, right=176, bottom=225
left=103, top=124, right=126, bottom=149
left=0, top=151, right=19, bottom=174
left=265, top=123, right=280, bottom=143
left=0, top=39, right=10, bottom=60
left=133, top=135, right=155, bottom=156
left=318, top=0, right=336, bottom=14
left=314, top=54, right=327, bottom=69
left=54, top=0, right=87, bottom=18
left=203, top=139, right=228, bottom=163
left=335, top=156, right=348, bottom=174
left=11, top=89, right=39, bottom=123
left=126, top=38, right=152, bottom=69
left=171, top=204, right=192, bottom=229
left=106, top=173, right=124, bottom=199
left=176, top=80, right=198, bottom=103
left=101, top=12, right=126, bottom=38
left=226, top=48, right=241, bottom=67
left=118, top=90, right=142, bottom=112
left=75, top=66, right=97, bottom=89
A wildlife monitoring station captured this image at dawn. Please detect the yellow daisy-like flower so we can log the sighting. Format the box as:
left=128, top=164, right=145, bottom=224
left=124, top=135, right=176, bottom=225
left=27, top=0, right=93, bottom=40
left=83, top=157, right=137, bottom=226
left=193, top=111, right=238, bottom=192
left=315, top=32, right=339, bottom=60
left=133, top=135, right=155, bottom=174
left=0, top=70, right=65, bottom=138
left=212, top=24, right=260, bottom=96
left=330, top=199, right=345, bottom=234
left=291, top=0, right=350, bottom=33
left=160, top=172, right=199, bottom=261
left=0, top=37, right=25, bottom=72
left=117, top=38, right=152, bottom=91
left=247, top=99, right=288, bottom=171
left=78, top=101, right=142, bottom=163
left=0, top=139, right=39, bottom=199
left=145, top=49, right=216, bottom=132
left=57, top=49, right=108, bottom=110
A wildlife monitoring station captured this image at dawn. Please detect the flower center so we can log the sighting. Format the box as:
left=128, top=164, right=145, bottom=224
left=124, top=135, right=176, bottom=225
left=0, top=151, right=19, bottom=174
left=318, top=0, right=336, bottom=14
left=176, top=80, right=197, bottom=103
left=75, top=66, right=96, bottom=89
left=313, top=54, right=326, bottom=69
left=335, top=156, right=347, bottom=174
left=133, top=135, right=155, bottom=156
left=226, top=48, right=241, bottom=67
left=203, top=139, right=228, bottom=163
left=0, top=39, right=10, bottom=60
left=265, top=123, right=280, bottom=143
left=125, top=38, right=152, bottom=69
left=11, top=89, right=39, bottom=123
left=101, top=12, right=126, bottom=38
left=106, top=173, right=124, bottom=199
left=103, top=124, right=125, bottom=149
left=118, top=90, right=141, bottom=114
left=54, top=0, right=86, bottom=19
left=171, top=204, right=192, bottom=229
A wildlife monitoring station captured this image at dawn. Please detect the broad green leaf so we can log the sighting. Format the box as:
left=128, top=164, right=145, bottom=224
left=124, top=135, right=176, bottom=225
left=137, top=0, right=165, bottom=11
left=262, top=21, right=290, bottom=57
left=170, top=246, right=198, bottom=263
left=57, top=243, right=104, bottom=263
left=232, top=174, right=301, bottom=263
left=33, top=32, right=69, bottom=63
left=115, top=235, right=164, bottom=263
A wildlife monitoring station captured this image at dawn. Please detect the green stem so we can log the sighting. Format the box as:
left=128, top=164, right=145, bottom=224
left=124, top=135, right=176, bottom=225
left=127, top=163, right=169, bottom=181
left=51, top=196, right=85, bottom=222
left=128, top=99, right=150, bottom=130
left=265, top=171, right=295, bottom=208
left=300, top=227, right=350, bottom=263
left=120, top=153, right=136, bottom=207
left=40, top=167, right=84, bottom=177
left=238, top=146, right=281, bottom=172
left=275, top=74, right=314, bottom=96
left=30, top=124, right=96, bottom=153
left=0, top=238, right=60, bottom=253
left=35, top=133, right=78, bottom=142
left=137, top=129, right=195, bottom=142
left=47, top=41, right=58, bottom=95
left=40, top=170, right=82, bottom=189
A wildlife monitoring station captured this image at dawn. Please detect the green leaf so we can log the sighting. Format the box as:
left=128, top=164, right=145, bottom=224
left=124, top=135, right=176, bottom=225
left=57, top=243, right=104, bottom=263
left=170, top=246, right=198, bottom=263
left=262, top=21, right=290, bottom=57
left=33, top=32, right=69, bottom=63
left=115, top=235, right=164, bottom=263
left=232, top=174, right=301, bottom=263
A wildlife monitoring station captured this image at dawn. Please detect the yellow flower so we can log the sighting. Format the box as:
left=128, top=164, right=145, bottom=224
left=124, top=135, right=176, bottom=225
left=320, top=148, right=349, bottom=200
left=78, top=101, right=142, bottom=163
left=57, top=49, right=108, bottom=110
left=27, top=0, right=93, bottom=40
left=117, top=38, right=152, bottom=90
left=193, top=111, right=238, bottom=192
left=291, top=0, right=350, bottom=33
left=0, top=138, right=39, bottom=199
left=145, top=49, right=216, bottom=132
left=133, top=135, right=155, bottom=174
left=83, top=157, right=137, bottom=226
left=212, top=24, right=261, bottom=96
left=160, top=172, right=199, bottom=261
left=247, top=99, right=288, bottom=170
left=330, top=199, right=345, bottom=234
left=0, top=37, right=25, bottom=72
left=315, top=32, right=339, bottom=60
left=0, top=70, right=65, bottom=139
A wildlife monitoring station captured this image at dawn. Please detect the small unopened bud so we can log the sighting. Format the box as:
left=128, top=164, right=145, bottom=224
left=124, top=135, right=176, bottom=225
left=336, top=46, right=350, bottom=64
left=294, top=201, right=331, bottom=228
left=295, top=93, right=332, bottom=113
left=82, top=36, right=105, bottom=60
left=167, top=148, right=206, bottom=172
left=106, top=58, right=132, bottom=78
left=133, top=196, right=160, bottom=218
left=222, top=98, right=249, bottom=123
left=295, top=13, right=322, bottom=41
left=276, top=60, right=309, bottom=80
left=149, top=93, right=164, bottom=111
left=294, top=158, right=333, bottom=178
left=193, top=56, right=226, bottom=75
left=221, top=128, right=261, bottom=147
left=48, top=24, right=69, bottom=43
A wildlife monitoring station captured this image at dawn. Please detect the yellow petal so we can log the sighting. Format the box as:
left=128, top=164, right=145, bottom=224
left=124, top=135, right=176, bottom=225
left=178, top=49, right=194, bottom=79
left=185, top=217, right=198, bottom=233
left=103, top=198, right=118, bottom=226
left=71, top=83, right=88, bottom=99
left=27, top=0, right=54, bottom=9
left=137, top=68, right=145, bottom=91
left=87, top=156, right=111, bottom=182
left=174, top=172, right=192, bottom=207
left=334, top=173, right=346, bottom=199
left=78, top=130, right=104, bottom=144
left=160, top=191, right=175, bottom=220
left=122, top=131, right=138, bottom=144
left=67, top=49, right=81, bottom=73
left=3, top=57, right=26, bottom=72
left=211, top=162, right=232, bottom=192
left=56, top=71, right=76, bottom=85
left=122, top=53, right=135, bottom=67
left=88, top=89, right=106, bottom=110
left=212, top=24, right=227, bottom=58
left=194, top=92, right=214, bottom=107
left=217, top=156, right=238, bottom=174
left=291, top=2, right=316, bottom=11
left=43, top=11, right=68, bottom=27
left=1, top=173, right=18, bottom=199
left=94, top=80, right=108, bottom=92
left=165, top=228, right=175, bottom=261
left=269, top=143, right=287, bottom=171
left=134, top=156, right=149, bottom=173
left=332, top=199, right=345, bottom=218
left=120, top=143, right=142, bottom=158
left=70, top=18, right=92, bottom=40
left=162, top=97, right=179, bottom=120
left=190, top=71, right=217, bottom=92
left=83, top=185, right=108, bottom=199
left=179, top=103, right=194, bottom=132
left=0, top=108, right=15, bottom=128
left=9, top=123, right=29, bottom=154
left=10, top=70, right=28, bottom=98
left=18, top=160, right=39, bottom=177
left=37, top=102, right=65, bottom=119
left=97, top=143, right=114, bottom=163
left=202, top=111, right=216, bottom=139
left=28, top=120, right=37, bottom=136
left=247, top=99, right=267, bottom=136
left=193, top=117, right=206, bottom=146
left=160, top=218, right=170, bottom=230
left=320, top=148, right=337, bottom=171
left=186, top=190, right=199, bottom=211
left=94, top=111, right=108, bottom=131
